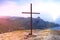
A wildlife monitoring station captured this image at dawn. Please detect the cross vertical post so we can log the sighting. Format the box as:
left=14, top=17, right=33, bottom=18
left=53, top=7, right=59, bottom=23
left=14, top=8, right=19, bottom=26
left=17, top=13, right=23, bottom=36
left=30, top=3, right=32, bottom=35
left=22, top=3, right=40, bottom=35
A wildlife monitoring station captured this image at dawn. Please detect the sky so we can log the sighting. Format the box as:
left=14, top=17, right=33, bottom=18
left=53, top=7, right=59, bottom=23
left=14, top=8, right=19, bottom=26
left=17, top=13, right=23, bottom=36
left=0, top=0, right=60, bottom=22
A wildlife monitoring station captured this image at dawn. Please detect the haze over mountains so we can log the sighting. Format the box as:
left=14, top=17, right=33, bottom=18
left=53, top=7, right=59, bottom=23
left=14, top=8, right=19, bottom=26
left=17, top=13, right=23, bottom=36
left=55, top=16, right=60, bottom=24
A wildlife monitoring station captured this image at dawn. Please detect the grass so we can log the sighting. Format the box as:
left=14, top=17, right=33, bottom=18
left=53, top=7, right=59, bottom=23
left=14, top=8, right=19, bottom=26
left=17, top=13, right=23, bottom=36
left=0, top=29, right=60, bottom=40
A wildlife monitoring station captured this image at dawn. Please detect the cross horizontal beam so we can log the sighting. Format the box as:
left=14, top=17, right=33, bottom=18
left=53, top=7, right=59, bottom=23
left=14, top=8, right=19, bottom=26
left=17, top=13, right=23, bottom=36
left=22, top=12, right=40, bottom=14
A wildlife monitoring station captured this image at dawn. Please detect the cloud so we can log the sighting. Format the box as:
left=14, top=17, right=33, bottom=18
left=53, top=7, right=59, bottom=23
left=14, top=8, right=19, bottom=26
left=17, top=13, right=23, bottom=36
left=0, top=0, right=60, bottom=21
left=0, top=1, right=30, bottom=17
left=0, top=1, right=19, bottom=16
left=31, top=1, right=60, bottom=21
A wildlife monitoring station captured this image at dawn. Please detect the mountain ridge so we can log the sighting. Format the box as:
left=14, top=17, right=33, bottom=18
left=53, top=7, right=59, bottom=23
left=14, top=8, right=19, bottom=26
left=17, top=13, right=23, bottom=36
left=0, top=16, right=60, bottom=33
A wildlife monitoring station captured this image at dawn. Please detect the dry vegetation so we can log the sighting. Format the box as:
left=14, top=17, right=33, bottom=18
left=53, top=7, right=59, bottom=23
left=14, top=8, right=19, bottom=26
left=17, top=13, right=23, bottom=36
left=0, top=29, right=60, bottom=40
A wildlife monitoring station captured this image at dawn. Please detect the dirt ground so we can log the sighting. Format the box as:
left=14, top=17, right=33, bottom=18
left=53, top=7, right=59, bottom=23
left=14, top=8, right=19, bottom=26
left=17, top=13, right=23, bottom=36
left=0, top=29, right=60, bottom=40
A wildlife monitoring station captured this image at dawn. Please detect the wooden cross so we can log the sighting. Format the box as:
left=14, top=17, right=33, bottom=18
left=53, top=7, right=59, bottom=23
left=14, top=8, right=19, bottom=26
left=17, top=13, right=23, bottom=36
left=22, top=3, right=40, bottom=35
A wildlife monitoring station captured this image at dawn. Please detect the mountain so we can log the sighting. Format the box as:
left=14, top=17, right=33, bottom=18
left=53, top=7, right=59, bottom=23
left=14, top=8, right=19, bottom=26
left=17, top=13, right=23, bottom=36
left=0, top=16, right=60, bottom=33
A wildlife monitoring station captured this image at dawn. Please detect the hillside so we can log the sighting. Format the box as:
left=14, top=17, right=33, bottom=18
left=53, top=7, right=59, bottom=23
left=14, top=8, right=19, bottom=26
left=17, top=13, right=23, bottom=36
left=0, top=16, right=60, bottom=33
